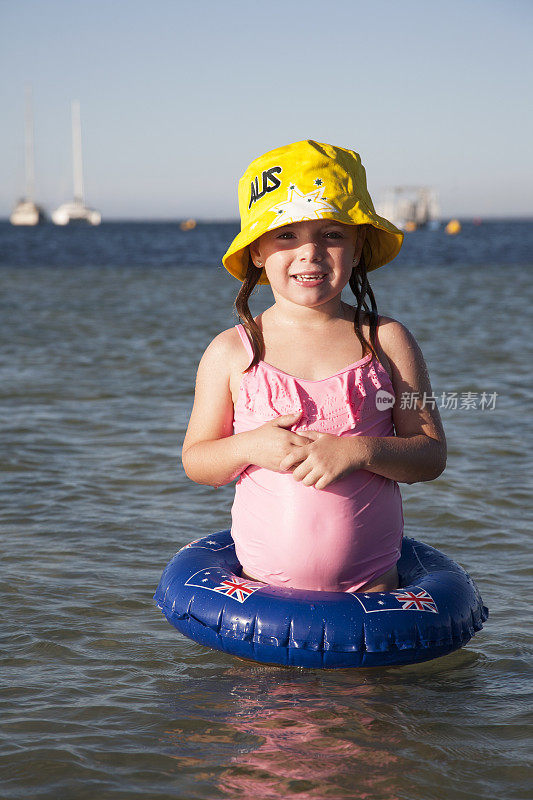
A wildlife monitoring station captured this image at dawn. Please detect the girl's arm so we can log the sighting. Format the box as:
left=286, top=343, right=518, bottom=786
left=182, top=331, right=311, bottom=487
left=281, top=318, right=447, bottom=488
left=360, top=316, right=447, bottom=484
left=181, top=333, right=247, bottom=487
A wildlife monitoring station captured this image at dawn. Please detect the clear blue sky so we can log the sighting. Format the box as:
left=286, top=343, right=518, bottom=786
left=1, top=0, right=532, bottom=220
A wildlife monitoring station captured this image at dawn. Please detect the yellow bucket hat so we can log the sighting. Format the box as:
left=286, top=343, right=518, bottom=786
left=222, top=139, right=404, bottom=284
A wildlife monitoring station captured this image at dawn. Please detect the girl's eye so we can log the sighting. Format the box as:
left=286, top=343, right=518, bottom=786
left=276, top=231, right=295, bottom=240
left=324, top=230, right=344, bottom=239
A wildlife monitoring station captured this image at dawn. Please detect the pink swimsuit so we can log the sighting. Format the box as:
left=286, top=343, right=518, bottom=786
left=231, top=323, right=404, bottom=592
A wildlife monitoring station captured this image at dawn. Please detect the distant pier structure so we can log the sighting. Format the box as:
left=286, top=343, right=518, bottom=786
left=376, top=186, right=439, bottom=231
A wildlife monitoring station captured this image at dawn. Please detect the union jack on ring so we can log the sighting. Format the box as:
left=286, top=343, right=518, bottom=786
left=391, top=588, right=438, bottom=613
left=214, top=578, right=261, bottom=603
left=185, top=568, right=264, bottom=603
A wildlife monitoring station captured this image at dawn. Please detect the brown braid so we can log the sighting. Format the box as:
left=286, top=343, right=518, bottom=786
left=348, top=247, right=380, bottom=362
left=234, top=251, right=380, bottom=373
left=234, top=255, right=264, bottom=370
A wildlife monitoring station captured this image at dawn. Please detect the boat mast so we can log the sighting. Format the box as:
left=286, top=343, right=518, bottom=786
left=71, top=100, right=84, bottom=204
left=25, top=85, right=35, bottom=202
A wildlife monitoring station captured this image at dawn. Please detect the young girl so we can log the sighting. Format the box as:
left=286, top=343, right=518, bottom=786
left=182, top=140, right=446, bottom=594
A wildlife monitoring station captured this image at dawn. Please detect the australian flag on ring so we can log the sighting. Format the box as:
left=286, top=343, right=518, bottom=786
left=352, top=586, right=438, bottom=614
left=185, top=568, right=264, bottom=603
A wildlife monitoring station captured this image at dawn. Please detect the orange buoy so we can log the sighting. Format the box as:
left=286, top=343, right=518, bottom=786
left=445, top=219, right=461, bottom=235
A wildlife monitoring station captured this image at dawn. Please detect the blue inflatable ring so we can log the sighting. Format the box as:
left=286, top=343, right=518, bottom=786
left=154, top=530, right=488, bottom=669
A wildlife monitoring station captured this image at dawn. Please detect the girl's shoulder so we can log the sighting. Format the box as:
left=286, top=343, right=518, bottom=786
left=362, top=313, right=421, bottom=380
left=374, top=314, right=421, bottom=356
left=199, top=326, right=251, bottom=407
left=372, top=314, right=429, bottom=390
left=197, top=326, right=250, bottom=379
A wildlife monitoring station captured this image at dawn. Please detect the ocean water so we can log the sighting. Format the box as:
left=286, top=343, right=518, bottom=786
left=1, top=220, right=532, bottom=800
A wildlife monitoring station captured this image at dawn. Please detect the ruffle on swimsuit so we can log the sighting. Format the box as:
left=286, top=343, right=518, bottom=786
left=235, top=351, right=389, bottom=437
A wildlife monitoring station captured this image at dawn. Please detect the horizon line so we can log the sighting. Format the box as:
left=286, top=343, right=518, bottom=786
left=1, top=214, right=533, bottom=224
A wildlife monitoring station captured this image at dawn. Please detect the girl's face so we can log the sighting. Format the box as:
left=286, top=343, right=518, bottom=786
left=250, top=220, right=365, bottom=311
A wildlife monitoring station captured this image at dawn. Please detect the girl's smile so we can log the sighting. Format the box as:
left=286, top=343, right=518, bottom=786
left=290, top=273, right=327, bottom=286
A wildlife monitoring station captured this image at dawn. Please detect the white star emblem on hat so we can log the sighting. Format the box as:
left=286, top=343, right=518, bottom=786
left=267, top=184, right=338, bottom=228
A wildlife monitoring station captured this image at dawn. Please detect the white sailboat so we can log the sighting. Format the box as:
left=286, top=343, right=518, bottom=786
left=10, top=86, right=46, bottom=225
left=52, top=100, right=101, bottom=226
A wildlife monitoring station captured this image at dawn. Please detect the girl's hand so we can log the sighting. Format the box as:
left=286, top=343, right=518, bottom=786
left=280, top=433, right=368, bottom=490
left=246, top=412, right=315, bottom=472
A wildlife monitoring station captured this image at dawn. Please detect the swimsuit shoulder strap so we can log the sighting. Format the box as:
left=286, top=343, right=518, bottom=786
left=235, top=323, right=254, bottom=360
